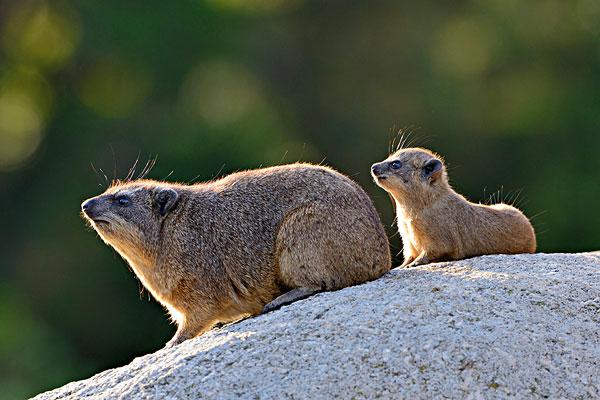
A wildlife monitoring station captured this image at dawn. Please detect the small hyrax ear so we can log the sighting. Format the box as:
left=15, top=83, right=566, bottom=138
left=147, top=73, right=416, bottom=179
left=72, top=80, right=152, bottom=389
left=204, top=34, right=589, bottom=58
left=155, top=188, right=179, bottom=216
left=422, top=158, right=443, bottom=179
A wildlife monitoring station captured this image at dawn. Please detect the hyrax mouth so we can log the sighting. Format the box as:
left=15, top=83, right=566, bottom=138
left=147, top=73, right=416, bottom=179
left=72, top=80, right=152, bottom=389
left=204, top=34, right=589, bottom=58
left=371, top=162, right=389, bottom=181
left=82, top=210, right=109, bottom=225
left=371, top=170, right=389, bottom=180
left=82, top=198, right=109, bottom=226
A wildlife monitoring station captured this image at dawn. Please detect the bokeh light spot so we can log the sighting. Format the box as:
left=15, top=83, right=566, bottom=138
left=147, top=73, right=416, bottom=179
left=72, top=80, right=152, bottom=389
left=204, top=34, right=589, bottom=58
left=0, top=67, right=53, bottom=170
left=79, top=57, right=152, bottom=119
left=179, top=60, right=264, bottom=126
left=2, top=2, right=81, bottom=70
left=487, top=69, right=560, bottom=133
left=204, top=0, right=301, bottom=13
left=0, top=93, right=43, bottom=169
left=576, top=0, right=600, bottom=35
left=431, top=17, right=494, bottom=78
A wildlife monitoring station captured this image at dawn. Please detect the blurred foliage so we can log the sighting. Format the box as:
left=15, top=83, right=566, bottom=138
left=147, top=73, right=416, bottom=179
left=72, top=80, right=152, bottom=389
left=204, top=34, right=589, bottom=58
left=0, top=0, right=598, bottom=398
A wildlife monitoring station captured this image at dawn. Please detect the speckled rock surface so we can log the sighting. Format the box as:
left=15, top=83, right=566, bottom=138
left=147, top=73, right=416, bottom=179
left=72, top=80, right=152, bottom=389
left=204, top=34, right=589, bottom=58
left=32, top=252, right=600, bottom=399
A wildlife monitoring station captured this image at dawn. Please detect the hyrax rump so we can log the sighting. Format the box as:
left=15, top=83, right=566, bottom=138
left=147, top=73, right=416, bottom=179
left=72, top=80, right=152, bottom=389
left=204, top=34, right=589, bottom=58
left=371, top=148, right=535, bottom=268
left=82, top=163, right=391, bottom=347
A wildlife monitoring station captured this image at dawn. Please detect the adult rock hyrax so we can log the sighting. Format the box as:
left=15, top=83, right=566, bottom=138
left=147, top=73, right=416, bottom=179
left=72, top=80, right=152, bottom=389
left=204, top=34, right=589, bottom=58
left=371, top=148, right=536, bottom=267
left=82, top=163, right=391, bottom=347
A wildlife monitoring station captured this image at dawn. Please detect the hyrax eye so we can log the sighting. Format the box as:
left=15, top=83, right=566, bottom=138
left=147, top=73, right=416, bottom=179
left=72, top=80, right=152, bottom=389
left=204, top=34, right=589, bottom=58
left=116, top=196, right=130, bottom=206
left=390, top=161, right=402, bottom=169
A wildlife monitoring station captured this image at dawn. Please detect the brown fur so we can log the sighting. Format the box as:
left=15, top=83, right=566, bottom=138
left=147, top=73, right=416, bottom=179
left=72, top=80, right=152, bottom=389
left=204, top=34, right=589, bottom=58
left=82, top=163, right=391, bottom=347
left=371, top=148, right=536, bottom=267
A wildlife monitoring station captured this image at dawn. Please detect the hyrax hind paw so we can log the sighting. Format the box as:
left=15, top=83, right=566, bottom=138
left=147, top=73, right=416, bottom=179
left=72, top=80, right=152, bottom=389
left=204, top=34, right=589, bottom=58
left=164, top=322, right=207, bottom=348
left=164, top=336, right=185, bottom=348
left=401, top=252, right=431, bottom=268
left=262, top=288, right=320, bottom=314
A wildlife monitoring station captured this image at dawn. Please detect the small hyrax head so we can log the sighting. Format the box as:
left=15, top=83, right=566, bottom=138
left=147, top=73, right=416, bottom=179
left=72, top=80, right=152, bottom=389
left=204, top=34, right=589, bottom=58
left=81, top=181, right=179, bottom=256
left=371, top=148, right=447, bottom=197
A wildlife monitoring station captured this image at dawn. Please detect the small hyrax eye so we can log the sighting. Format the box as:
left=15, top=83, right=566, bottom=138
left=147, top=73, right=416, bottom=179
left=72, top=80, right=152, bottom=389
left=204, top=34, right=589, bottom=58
left=117, top=197, right=130, bottom=206
left=390, top=161, right=402, bottom=169
left=424, top=165, right=434, bottom=174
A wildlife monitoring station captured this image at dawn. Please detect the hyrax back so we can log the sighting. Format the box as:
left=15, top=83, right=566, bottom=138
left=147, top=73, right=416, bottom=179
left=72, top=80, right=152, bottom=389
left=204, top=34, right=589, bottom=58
left=371, top=148, right=535, bottom=267
left=82, top=163, right=391, bottom=347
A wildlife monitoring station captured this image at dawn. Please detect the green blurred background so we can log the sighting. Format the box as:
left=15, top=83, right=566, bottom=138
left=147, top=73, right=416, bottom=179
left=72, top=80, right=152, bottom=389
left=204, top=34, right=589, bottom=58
left=0, top=0, right=598, bottom=398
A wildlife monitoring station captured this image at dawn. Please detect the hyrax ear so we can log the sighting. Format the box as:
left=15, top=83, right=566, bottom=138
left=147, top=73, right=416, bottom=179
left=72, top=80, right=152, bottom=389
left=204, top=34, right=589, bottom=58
left=422, top=158, right=443, bottom=180
left=154, top=188, right=179, bottom=216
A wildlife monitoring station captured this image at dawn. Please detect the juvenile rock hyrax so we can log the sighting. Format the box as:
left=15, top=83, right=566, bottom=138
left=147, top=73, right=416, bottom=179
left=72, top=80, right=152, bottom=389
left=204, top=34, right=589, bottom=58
left=371, top=148, right=536, bottom=267
left=82, top=163, right=391, bottom=347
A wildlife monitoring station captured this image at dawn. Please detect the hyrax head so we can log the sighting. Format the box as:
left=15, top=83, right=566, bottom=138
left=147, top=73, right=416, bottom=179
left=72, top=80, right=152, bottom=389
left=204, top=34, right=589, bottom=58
left=81, top=181, right=180, bottom=260
left=371, top=148, right=447, bottom=199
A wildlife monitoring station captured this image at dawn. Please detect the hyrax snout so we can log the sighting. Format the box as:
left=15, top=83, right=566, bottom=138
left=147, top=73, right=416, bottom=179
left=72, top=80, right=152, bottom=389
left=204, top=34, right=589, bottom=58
left=371, top=147, right=536, bottom=267
left=82, top=163, right=391, bottom=347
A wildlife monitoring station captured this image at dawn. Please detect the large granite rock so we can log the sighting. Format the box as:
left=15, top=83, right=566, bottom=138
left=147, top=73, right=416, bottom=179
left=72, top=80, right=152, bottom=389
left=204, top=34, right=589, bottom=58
left=33, top=253, right=600, bottom=399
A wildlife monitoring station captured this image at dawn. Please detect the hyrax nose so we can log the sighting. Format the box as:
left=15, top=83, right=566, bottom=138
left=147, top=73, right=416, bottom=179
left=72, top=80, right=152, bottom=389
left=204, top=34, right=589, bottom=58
left=81, top=199, right=94, bottom=214
left=371, top=163, right=383, bottom=175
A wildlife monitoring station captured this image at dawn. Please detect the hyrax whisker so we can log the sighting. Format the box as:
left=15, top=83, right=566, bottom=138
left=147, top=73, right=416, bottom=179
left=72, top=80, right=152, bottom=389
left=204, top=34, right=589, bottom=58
left=277, top=149, right=289, bottom=166
left=163, top=170, right=175, bottom=181
left=297, top=142, right=307, bottom=163
left=124, top=153, right=141, bottom=183
left=109, top=144, right=117, bottom=183
left=89, top=161, right=107, bottom=189
left=98, top=168, right=110, bottom=188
